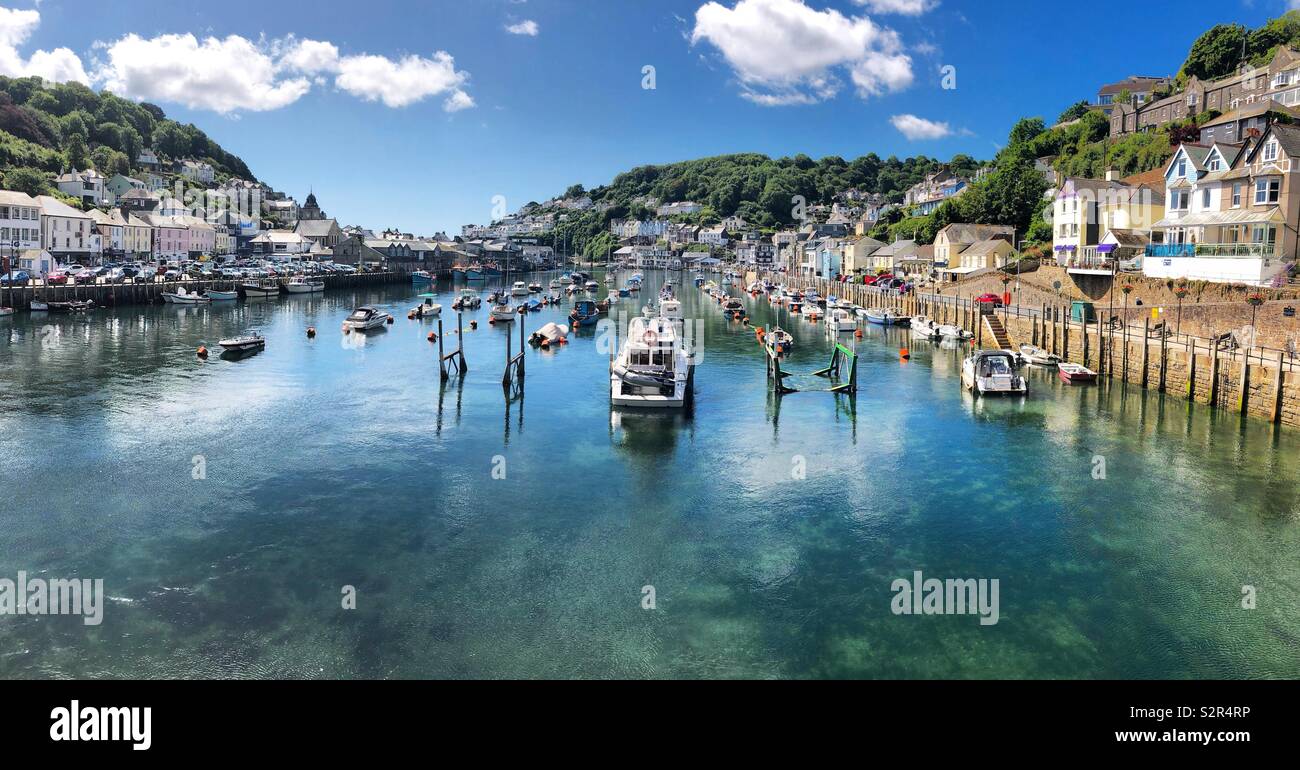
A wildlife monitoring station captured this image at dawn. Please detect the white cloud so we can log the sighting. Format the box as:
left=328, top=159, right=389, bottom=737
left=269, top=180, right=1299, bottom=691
left=90, top=30, right=472, bottom=113
left=505, top=20, right=540, bottom=36
left=93, top=33, right=312, bottom=113
left=334, top=52, right=472, bottom=110
left=853, top=0, right=939, bottom=15
left=0, top=9, right=475, bottom=114
left=691, top=0, right=913, bottom=106
left=0, top=6, right=89, bottom=83
left=890, top=113, right=952, bottom=140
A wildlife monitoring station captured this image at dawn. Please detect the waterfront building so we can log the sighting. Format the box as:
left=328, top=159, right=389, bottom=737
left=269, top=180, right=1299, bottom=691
left=251, top=230, right=312, bottom=258
left=37, top=196, right=96, bottom=263
left=144, top=214, right=191, bottom=261
left=842, top=236, right=884, bottom=276
left=934, top=223, right=1014, bottom=273
left=1147, top=124, right=1300, bottom=285
left=178, top=160, right=216, bottom=185
left=0, top=190, right=43, bottom=254
left=105, top=174, right=146, bottom=203
left=88, top=209, right=127, bottom=259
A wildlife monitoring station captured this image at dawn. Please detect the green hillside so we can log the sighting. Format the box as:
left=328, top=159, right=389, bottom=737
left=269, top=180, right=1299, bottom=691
left=0, top=77, right=255, bottom=205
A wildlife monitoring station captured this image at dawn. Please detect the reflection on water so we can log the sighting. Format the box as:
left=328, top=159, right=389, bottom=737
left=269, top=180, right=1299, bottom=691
left=0, top=271, right=1298, bottom=679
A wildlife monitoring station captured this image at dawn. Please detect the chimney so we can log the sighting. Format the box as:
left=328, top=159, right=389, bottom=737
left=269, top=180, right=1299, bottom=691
left=1105, top=168, right=1120, bottom=182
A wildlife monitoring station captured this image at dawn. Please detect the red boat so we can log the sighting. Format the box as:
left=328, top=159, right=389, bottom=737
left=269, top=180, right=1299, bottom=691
left=1058, top=363, right=1097, bottom=384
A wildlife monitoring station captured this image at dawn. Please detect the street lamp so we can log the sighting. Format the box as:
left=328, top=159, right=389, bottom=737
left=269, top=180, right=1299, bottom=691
left=1173, top=281, right=1189, bottom=338
left=1247, top=291, right=1265, bottom=351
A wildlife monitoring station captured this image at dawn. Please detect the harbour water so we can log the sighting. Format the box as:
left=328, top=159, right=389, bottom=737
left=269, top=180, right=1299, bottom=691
left=1, top=271, right=1298, bottom=679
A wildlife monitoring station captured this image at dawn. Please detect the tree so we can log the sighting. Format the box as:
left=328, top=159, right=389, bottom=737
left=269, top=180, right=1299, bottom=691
left=563, top=183, right=586, bottom=199
left=2, top=167, right=51, bottom=196
left=1056, top=101, right=1093, bottom=124
left=65, top=133, right=89, bottom=169
left=1008, top=117, right=1047, bottom=147
left=90, top=146, right=129, bottom=176
left=1181, top=24, right=1248, bottom=81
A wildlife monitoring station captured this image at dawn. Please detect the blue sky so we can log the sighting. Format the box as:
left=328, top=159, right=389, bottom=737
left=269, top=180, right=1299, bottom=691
left=1, top=0, right=1287, bottom=234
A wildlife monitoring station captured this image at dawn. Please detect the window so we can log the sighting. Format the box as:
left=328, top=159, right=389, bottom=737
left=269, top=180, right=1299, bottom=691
left=1202, top=190, right=1212, bottom=208
left=1232, top=184, right=1242, bottom=207
left=1263, top=140, right=1279, bottom=162
left=1207, top=156, right=1221, bottom=171
left=1256, top=178, right=1281, bottom=204
left=1177, top=160, right=1187, bottom=177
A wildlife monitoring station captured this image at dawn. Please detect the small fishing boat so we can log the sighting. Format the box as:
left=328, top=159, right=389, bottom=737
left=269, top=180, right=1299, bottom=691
left=242, top=279, right=281, bottom=298
left=29, top=300, right=48, bottom=312
left=962, top=350, right=1028, bottom=396
left=451, top=266, right=467, bottom=280
left=452, top=289, right=482, bottom=310
left=218, top=334, right=266, bottom=353
left=528, top=282, right=543, bottom=293
left=343, top=306, right=392, bottom=331
left=569, top=299, right=601, bottom=328
left=285, top=276, right=325, bottom=294
left=526, top=298, right=542, bottom=313
left=529, top=322, right=570, bottom=346
left=585, top=280, right=600, bottom=292
left=803, top=305, right=823, bottom=322
left=826, top=307, right=857, bottom=333
left=1019, top=345, right=1060, bottom=368
left=411, top=293, right=442, bottom=318
left=412, top=270, right=434, bottom=283
left=721, top=298, right=746, bottom=319
left=939, top=324, right=973, bottom=340
left=162, top=286, right=211, bottom=305
left=764, top=326, right=794, bottom=356
left=1058, top=363, right=1098, bottom=384
left=511, top=281, right=531, bottom=297
left=549, top=278, right=565, bottom=289
left=910, top=316, right=942, bottom=339
left=0, top=307, right=13, bottom=317
left=207, top=290, right=238, bottom=301
left=490, top=301, right=516, bottom=323
left=865, top=307, right=898, bottom=325
left=45, top=300, right=95, bottom=313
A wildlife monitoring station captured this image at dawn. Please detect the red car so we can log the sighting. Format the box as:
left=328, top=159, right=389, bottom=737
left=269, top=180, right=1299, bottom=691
left=46, top=271, right=69, bottom=285
left=976, top=293, right=1004, bottom=308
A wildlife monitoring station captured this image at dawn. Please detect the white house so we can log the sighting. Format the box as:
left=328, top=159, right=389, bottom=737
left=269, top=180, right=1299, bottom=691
left=55, top=168, right=106, bottom=207
left=178, top=160, right=216, bottom=185
left=37, top=196, right=96, bottom=263
left=0, top=190, right=44, bottom=254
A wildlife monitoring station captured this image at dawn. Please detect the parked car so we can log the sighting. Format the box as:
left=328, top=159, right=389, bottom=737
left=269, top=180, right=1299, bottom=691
left=162, top=268, right=183, bottom=281
left=0, top=270, right=31, bottom=286
left=46, top=271, right=69, bottom=285
left=73, top=268, right=96, bottom=284
left=976, top=292, right=1004, bottom=308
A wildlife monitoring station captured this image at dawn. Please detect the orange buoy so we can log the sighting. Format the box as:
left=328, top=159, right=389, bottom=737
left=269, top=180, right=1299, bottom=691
left=427, top=332, right=437, bottom=342
left=407, top=312, right=416, bottom=320
left=307, top=327, right=316, bottom=338
left=488, top=318, right=496, bottom=325
left=197, top=346, right=208, bottom=359
left=343, top=326, right=352, bottom=335
left=386, top=316, right=395, bottom=325
left=900, top=347, right=910, bottom=359
left=540, top=339, right=550, bottom=349
left=855, top=329, right=864, bottom=339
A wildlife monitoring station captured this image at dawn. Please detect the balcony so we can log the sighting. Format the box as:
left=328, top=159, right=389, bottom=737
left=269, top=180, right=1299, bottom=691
left=1145, top=243, right=1277, bottom=258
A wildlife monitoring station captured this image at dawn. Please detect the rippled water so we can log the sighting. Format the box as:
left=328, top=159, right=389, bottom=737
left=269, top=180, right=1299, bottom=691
left=1, top=271, right=1298, bottom=679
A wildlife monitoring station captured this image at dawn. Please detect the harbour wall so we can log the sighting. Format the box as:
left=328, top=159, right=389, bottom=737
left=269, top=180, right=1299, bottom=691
left=1, top=271, right=409, bottom=309
left=755, top=271, right=1300, bottom=429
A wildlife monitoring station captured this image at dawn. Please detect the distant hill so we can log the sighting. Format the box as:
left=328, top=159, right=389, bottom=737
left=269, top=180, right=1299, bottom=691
left=0, top=76, right=256, bottom=203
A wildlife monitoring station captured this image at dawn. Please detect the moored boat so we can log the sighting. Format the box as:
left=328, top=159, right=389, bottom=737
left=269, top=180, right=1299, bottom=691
left=1019, top=344, right=1061, bottom=368
left=826, top=307, right=857, bottom=332
left=511, top=281, right=530, bottom=297
left=610, top=307, right=695, bottom=408
left=411, top=293, right=442, bottom=318
left=206, top=290, right=238, bottom=301
left=218, top=334, right=266, bottom=353
left=962, top=350, right=1028, bottom=396
left=1058, top=363, right=1098, bottom=384
left=343, top=306, right=392, bottom=331
left=285, top=276, right=325, bottom=294
left=529, top=322, right=570, bottom=346
left=452, top=288, right=482, bottom=310
left=162, top=286, right=211, bottom=304
left=412, top=270, right=434, bottom=283
left=242, top=279, right=281, bottom=298
left=763, top=326, right=794, bottom=356
left=910, top=315, right=942, bottom=339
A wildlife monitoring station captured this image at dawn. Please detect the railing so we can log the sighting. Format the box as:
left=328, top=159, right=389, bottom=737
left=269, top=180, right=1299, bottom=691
left=1145, top=243, right=1277, bottom=258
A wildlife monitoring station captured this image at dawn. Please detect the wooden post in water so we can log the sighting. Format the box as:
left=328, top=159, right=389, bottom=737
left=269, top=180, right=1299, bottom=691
left=1140, top=317, right=1150, bottom=388
left=1209, top=340, right=1220, bottom=407
left=1159, top=322, right=1168, bottom=392
left=1187, top=339, right=1197, bottom=401
left=1239, top=351, right=1250, bottom=416
left=1273, top=352, right=1285, bottom=423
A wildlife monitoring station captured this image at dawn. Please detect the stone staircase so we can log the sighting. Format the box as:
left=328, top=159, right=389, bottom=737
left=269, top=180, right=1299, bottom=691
left=983, top=313, right=1013, bottom=350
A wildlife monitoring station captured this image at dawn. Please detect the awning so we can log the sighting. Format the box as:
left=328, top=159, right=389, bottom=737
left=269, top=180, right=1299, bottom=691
left=1153, top=207, right=1283, bottom=228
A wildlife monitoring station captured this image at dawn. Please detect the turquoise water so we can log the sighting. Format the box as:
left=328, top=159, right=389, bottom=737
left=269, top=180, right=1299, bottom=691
left=1, top=271, right=1298, bottom=679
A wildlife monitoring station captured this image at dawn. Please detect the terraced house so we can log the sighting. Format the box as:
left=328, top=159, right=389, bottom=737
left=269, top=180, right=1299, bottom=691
left=1148, top=124, right=1300, bottom=285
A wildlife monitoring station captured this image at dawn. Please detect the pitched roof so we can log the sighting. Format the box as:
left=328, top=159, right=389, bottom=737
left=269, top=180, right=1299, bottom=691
left=294, top=218, right=340, bottom=237
left=962, top=238, right=1013, bottom=257
left=1102, top=229, right=1151, bottom=248
left=0, top=190, right=37, bottom=207
left=37, top=196, right=91, bottom=219
left=937, top=223, right=1015, bottom=244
